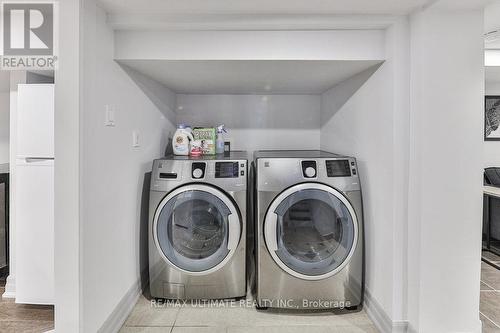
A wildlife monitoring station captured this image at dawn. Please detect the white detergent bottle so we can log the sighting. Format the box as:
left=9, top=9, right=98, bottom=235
left=216, top=124, right=227, bottom=155
left=173, top=124, right=194, bottom=155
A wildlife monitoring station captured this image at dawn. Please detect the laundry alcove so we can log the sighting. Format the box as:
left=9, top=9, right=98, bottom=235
left=116, top=59, right=384, bottom=152
left=79, top=15, right=402, bottom=332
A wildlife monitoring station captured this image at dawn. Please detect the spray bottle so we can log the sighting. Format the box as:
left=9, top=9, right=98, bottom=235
left=216, top=124, right=227, bottom=155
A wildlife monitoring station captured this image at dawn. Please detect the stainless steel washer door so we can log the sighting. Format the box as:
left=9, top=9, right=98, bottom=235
left=153, top=184, right=241, bottom=275
left=264, top=183, right=358, bottom=281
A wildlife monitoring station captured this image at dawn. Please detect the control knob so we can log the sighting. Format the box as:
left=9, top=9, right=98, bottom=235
left=192, top=168, right=203, bottom=179
left=304, top=167, right=316, bottom=178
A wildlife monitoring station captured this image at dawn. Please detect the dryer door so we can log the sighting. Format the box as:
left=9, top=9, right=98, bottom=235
left=153, top=184, right=241, bottom=275
left=264, top=183, right=358, bottom=281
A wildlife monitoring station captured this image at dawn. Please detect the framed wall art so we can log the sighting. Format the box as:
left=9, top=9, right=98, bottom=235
left=485, top=96, right=500, bottom=141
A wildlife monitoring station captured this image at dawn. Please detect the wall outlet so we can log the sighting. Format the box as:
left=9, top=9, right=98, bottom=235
left=132, top=130, right=140, bottom=147
left=105, top=105, right=115, bottom=127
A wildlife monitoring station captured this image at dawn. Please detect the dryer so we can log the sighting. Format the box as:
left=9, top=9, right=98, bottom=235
left=149, top=152, right=247, bottom=299
left=254, top=150, right=363, bottom=310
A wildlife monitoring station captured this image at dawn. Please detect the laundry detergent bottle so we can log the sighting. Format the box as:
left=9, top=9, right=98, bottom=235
left=173, top=124, right=193, bottom=155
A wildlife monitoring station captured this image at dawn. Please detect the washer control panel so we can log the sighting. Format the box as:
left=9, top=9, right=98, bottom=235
left=215, top=162, right=240, bottom=178
left=191, top=162, right=206, bottom=179
left=301, top=160, right=317, bottom=178
left=152, top=158, right=247, bottom=192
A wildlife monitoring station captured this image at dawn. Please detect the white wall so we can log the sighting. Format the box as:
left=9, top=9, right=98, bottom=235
left=484, top=1, right=500, bottom=37
left=81, top=2, right=175, bottom=332
left=321, top=61, right=396, bottom=313
left=407, top=6, right=484, bottom=333
left=54, top=0, right=81, bottom=330
left=485, top=80, right=500, bottom=167
left=320, top=28, right=405, bottom=328
left=115, top=30, right=385, bottom=61
left=176, top=94, right=321, bottom=152
left=0, top=92, right=9, bottom=165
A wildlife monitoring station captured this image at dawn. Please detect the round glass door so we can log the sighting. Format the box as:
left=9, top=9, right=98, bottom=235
left=264, top=183, right=358, bottom=280
left=153, top=184, right=241, bottom=274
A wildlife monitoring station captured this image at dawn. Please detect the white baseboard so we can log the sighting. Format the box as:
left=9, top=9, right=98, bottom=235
left=405, top=316, right=482, bottom=333
left=97, top=276, right=143, bottom=333
left=2, top=275, right=16, bottom=299
left=407, top=323, right=417, bottom=333
left=364, top=288, right=408, bottom=333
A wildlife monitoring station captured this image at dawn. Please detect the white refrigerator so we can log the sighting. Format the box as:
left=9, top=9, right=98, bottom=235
left=15, top=84, right=54, bottom=304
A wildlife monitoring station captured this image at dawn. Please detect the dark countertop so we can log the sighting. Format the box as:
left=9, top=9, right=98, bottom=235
left=254, top=150, right=350, bottom=160
left=162, top=151, right=249, bottom=161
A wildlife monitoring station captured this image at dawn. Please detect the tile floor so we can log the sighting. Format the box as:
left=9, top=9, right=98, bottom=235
left=0, top=257, right=494, bottom=333
left=121, top=253, right=500, bottom=333
left=480, top=251, right=500, bottom=332
left=120, top=290, right=377, bottom=333
left=0, top=276, right=54, bottom=332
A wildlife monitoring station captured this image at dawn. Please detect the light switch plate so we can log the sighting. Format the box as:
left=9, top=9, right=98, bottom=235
left=105, top=105, right=115, bottom=127
left=132, top=130, right=140, bottom=147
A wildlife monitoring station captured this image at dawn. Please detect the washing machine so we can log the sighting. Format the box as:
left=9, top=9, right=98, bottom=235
left=254, top=150, right=364, bottom=310
left=149, top=152, right=247, bottom=299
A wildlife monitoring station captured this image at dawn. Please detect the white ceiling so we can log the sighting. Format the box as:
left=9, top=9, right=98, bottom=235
left=118, top=60, right=383, bottom=94
left=99, top=0, right=431, bottom=15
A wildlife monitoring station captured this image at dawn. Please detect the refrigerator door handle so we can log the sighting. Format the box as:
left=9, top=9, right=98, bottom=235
left=24, top=158, right=55, bottom=163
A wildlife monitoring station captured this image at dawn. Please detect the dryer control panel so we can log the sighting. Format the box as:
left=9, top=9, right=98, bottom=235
left=255, top=154, right=359, bottom=192
left=326, top=160, right=352, bottom=177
